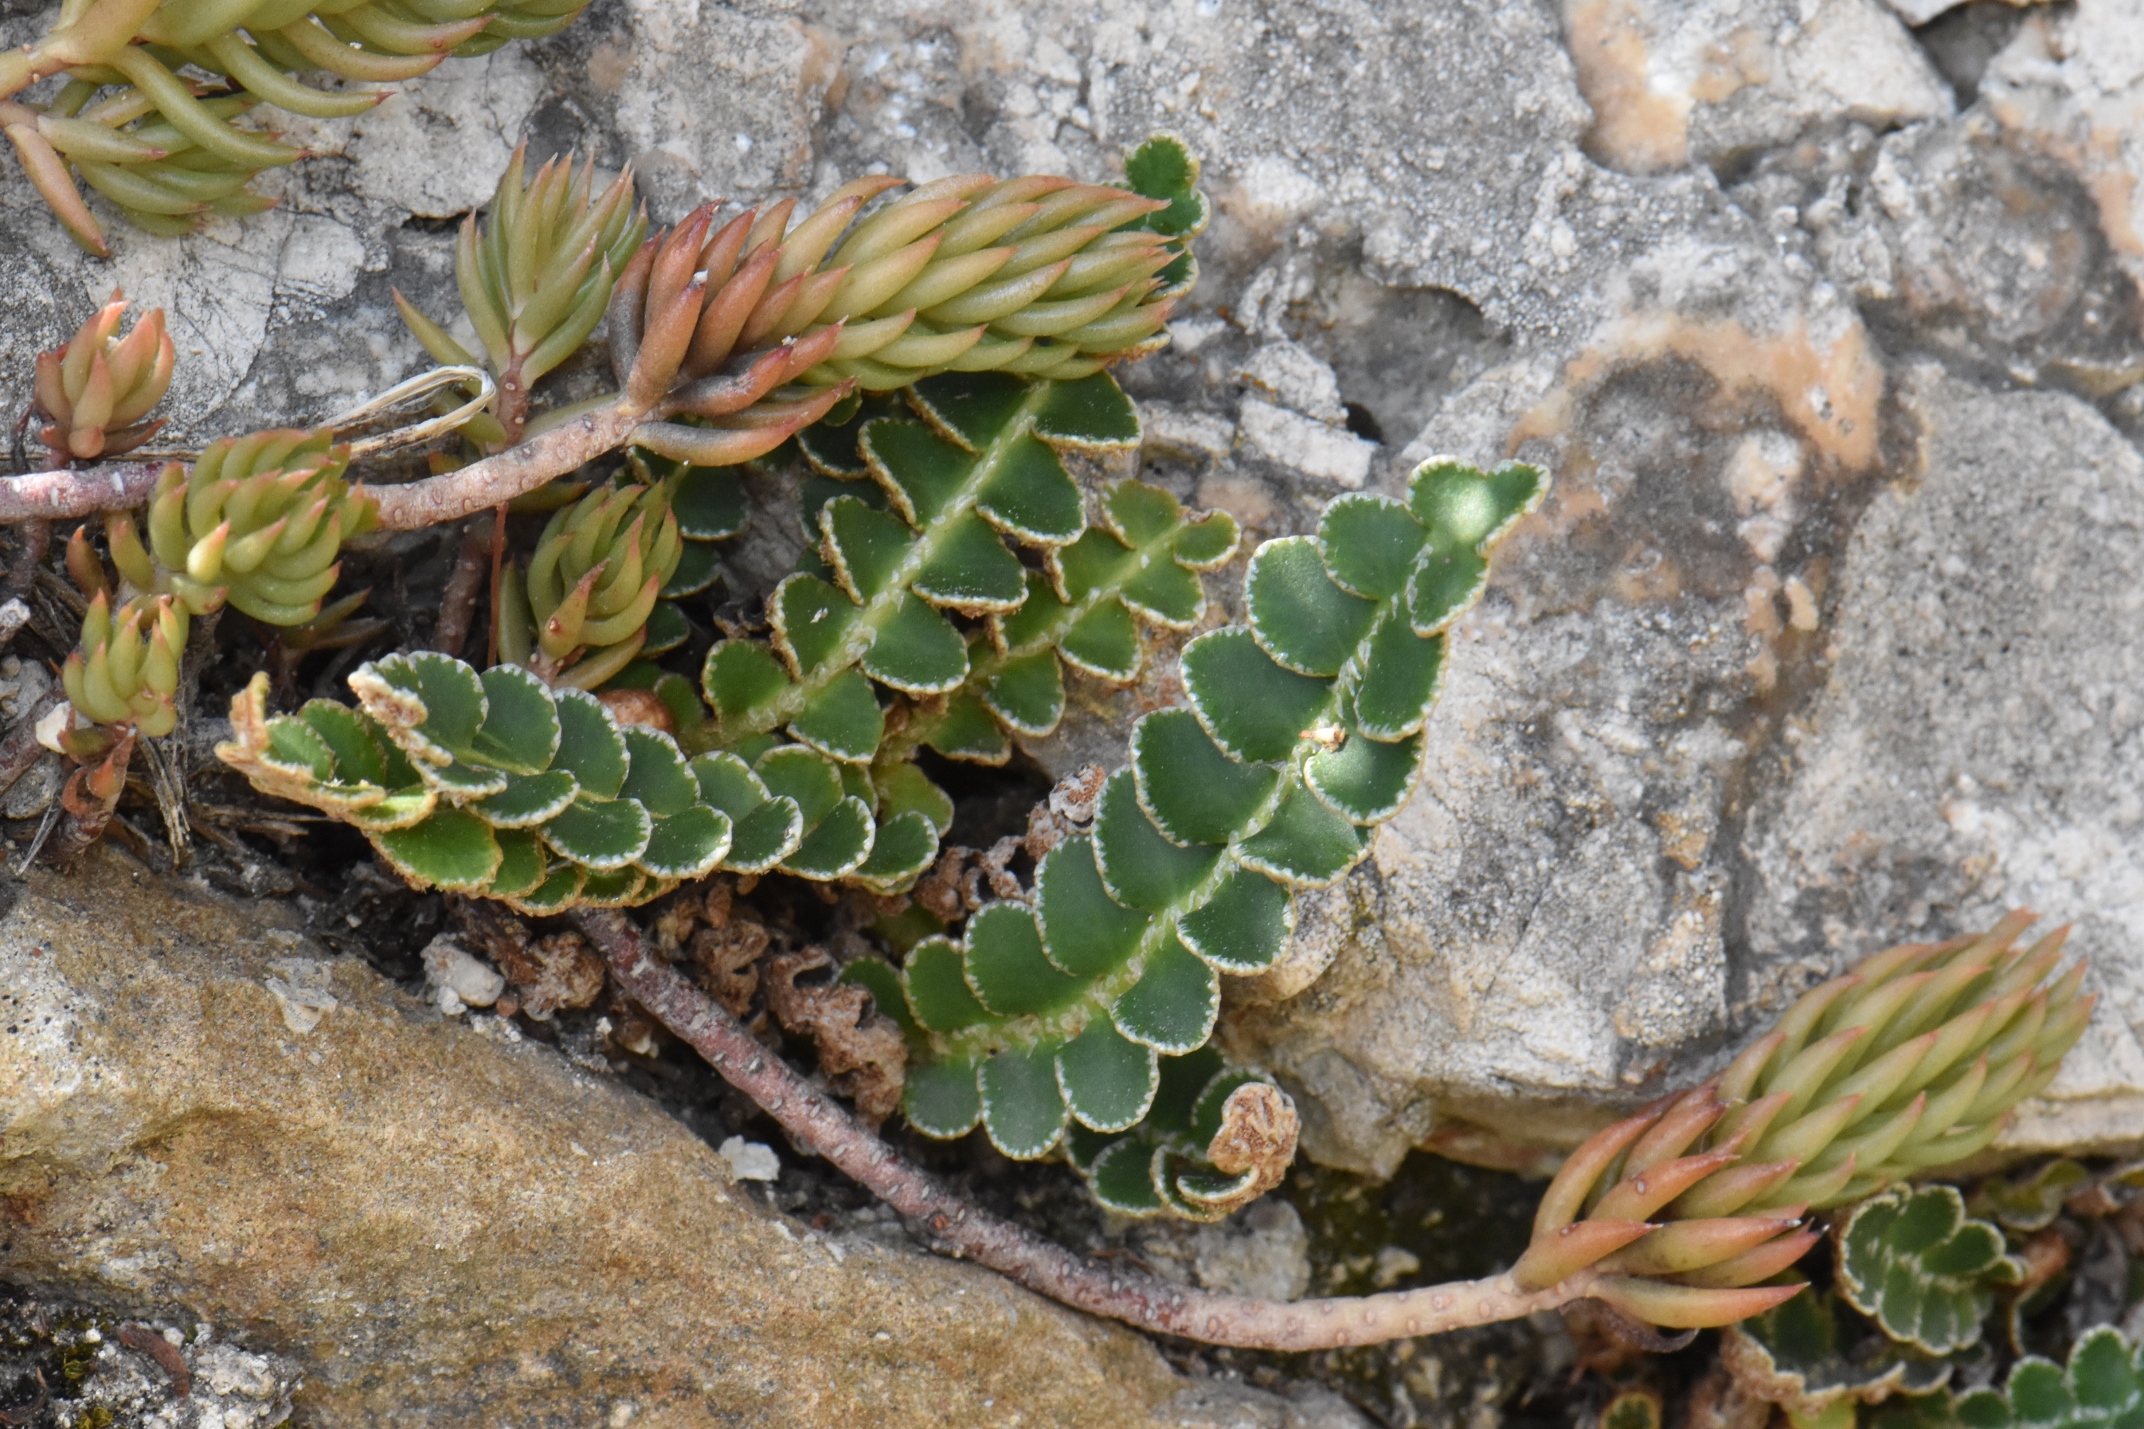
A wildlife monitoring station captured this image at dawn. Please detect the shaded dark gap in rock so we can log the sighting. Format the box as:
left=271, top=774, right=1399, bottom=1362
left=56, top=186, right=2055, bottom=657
left=1913, top=0, right=2036, bottom=107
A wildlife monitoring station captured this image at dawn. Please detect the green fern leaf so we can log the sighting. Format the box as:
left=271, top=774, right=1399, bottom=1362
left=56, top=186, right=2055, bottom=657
left=218, top=656, right=774, bottom=909
left=1722, top=1291, right=1954, bottom=1429
left=865, top=455, right=1541, bottom=1205
left=1838, top=1185, right=2022, bottom=1355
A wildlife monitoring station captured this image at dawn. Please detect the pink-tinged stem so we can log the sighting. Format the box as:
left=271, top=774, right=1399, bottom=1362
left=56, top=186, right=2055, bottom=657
left=372, top=399, right=645, bottom=529
left=579, top=908, right=1606, bottom=1351
left=0, top=401, right=641, bottom=532
left=0, top=463, right=164, bottom=522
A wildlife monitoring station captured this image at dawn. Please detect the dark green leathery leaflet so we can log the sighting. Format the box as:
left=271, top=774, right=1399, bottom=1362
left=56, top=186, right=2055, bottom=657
left=837, top=454, right=1547, bottom=1217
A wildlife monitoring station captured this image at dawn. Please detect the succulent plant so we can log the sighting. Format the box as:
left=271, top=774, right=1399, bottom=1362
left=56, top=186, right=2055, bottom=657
left=60, top=589, right=185, bottom=739
left=106, top=427, right=378, bottom=624
left=1951, top=1325, right=2144, bottom=1429
left=1723, top=1289, right=1956, bottom=1429
left=1504, top=913, right=2090, bottom=1331
left=51, top=426, right=376, bottom=745
left=395, top=145, right=645, bottom=449
left=2, top=0, right=591, bottom=253
left=30, top=291, right=174, bottom=460
left=601, top=133, right=1201, bottom=470
left=496, top=475, right=681, bottom=688
left=1838, top=1185, right=2022, bottom=1355
left=817, top=454, right=1543, bottom=1207
left=217, top=652, right=804, bottom=910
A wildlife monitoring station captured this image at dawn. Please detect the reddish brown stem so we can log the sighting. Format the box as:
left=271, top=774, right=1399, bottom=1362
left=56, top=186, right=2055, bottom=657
left=487, top=502, right=507, bottom=667
left=580, top=908, right=1603, bottom=1351
left=429, top=515, right=491, bottom=658
left=0, top=408, right=639, bottom=532
left=374, top=399, right=645, bottom=528
left=4, top=517, right=50, bottom=601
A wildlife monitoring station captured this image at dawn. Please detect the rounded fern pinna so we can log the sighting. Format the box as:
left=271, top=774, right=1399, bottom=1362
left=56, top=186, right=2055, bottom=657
left=838, top=452, right=1550, bottom=1218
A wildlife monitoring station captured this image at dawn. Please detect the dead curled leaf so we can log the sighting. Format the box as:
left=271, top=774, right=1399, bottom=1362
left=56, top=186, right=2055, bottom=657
left=906, top=765, right=1106, bottom=924
left=689, top=909, right=769, bottom=1021
left=1202, top=1082, right=1300, bottom=1212
left=763, top=946, right=906, bottom=1128
left=454, top=900, right=605, bottom=1019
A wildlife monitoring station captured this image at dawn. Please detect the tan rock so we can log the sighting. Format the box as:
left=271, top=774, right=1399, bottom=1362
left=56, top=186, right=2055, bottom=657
left=0, top=848, right=1363, bottom=1428
left=1563, top=0, right=1952, bottom=174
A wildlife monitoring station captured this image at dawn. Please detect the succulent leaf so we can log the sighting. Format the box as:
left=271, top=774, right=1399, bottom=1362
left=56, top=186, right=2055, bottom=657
left=1506, top=914, right=2092, bottom=1334
left=397, top=145, right=644, bottom=447
left=31, top=291, right=173, bottom=458
left=497, top=474, right=680, bottom=687
left=595, top=148, right=1198, bottom=466
left=7, top=0, right=595, bottom=248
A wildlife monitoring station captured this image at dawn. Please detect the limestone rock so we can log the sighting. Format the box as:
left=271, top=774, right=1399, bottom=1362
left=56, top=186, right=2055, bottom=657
left=1226, top=357, right=2144, bottom=1176
left=1562, top=0, right=1953, bottom=175
left=0, top=849, right=1364, bottom=1428
left=1195, top=1199, right=1313, bottom=1303
left=1742, top=365, right=2144, bottom=1158
left=1979, top=0, right=2144, bottom=311
left=1237, top=341, right=1349, bottom=423
left=1237, top=397, right=1374, bottom=488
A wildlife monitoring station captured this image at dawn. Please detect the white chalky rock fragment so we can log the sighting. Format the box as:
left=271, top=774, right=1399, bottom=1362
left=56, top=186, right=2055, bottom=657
left=421, top=935, right=504, bottom=1014
left=1238, top=399, right=1374, bottom=488
left=718, top=1136, right=780, bottom=1181
left=264, top=957, right=338, bottom=1034
left=1236, top=340, right=1347, bottom=423
left=1140, top=400, right=1237, bottom=461
left=1233, top=341, right=1374, bottom=488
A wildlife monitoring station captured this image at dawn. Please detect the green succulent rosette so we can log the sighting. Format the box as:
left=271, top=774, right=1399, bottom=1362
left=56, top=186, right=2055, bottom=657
left=107, top=427, right=377, bottom=625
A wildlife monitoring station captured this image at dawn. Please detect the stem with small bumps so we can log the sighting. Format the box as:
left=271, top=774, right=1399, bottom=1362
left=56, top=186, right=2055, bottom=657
left=580, top=905, right=1605, bottom=1351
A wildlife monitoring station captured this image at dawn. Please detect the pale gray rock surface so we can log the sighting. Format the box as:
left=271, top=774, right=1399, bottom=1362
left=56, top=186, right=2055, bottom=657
left=1561, top=0, right=1952, bottom=174
left=1742, top=364, right=2144, bottom=1156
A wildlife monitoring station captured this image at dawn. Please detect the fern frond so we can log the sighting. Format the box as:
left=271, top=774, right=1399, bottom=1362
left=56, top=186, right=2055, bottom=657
left=842, top=455, right=1543, bottom=1209
left=217, top=656, right=806, bottom=909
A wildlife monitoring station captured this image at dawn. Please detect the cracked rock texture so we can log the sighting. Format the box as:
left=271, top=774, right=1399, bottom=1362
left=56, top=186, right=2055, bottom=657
left=4, top=0, right=2144, bottom=1255
left=0, top=851, right=1367, bottom=1428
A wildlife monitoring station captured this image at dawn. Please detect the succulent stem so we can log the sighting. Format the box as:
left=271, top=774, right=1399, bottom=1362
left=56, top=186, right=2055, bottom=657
left=582, top=904, right=1623, bottom=1351
left=579, top=906, right=2087, bottom=1345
